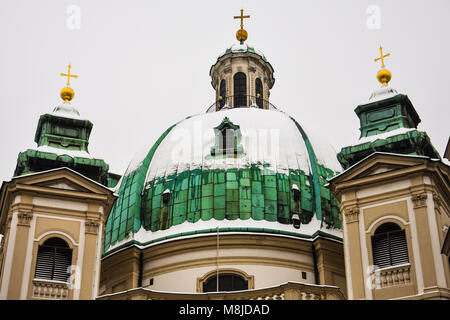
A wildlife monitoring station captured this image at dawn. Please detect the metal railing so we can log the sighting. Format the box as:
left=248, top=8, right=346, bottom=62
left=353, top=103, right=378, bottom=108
left=206, top=95, right=279, bottom=113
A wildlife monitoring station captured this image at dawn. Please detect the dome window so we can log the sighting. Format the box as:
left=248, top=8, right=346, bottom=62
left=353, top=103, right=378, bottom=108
left=219, top=80, right=226, bottom=109
left=210, top=117, right=244, bottom=157
left=233, top=72, right=247, bottom=108
left=255, top=78, right=263, bottom=108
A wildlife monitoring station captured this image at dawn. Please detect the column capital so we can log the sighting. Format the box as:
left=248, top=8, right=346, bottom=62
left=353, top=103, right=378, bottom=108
left=343, top=206, right=359, bottom=223
left=85, top=219, right=100, bottom=235
left=17, top=211, right=33, bottom=227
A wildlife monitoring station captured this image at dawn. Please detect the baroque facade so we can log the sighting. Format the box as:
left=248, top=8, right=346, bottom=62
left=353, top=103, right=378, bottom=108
left=0, top=11, right=448, bottom=300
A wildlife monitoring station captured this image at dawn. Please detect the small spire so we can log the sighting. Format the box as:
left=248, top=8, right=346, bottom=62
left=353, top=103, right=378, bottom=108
left=374, top=45, right=392, bottom=86
left=60, top=63, right=78, bottom=102
left=234, top=9, right=250, bottom=43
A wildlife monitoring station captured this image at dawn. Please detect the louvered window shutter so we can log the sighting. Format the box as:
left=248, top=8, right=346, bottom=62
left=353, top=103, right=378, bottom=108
left=34, top=238, right=72, bottom=282
left=372, top=223, right=409, bottom=269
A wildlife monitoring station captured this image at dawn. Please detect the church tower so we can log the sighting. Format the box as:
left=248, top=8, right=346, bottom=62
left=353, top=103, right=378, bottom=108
left=329, top=48, right=450, bottom=300
left=0, top=66, right=118, bottom=300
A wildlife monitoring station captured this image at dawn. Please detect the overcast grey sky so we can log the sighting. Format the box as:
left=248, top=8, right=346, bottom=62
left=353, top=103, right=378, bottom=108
left=1, top=0, right=449, bottom=182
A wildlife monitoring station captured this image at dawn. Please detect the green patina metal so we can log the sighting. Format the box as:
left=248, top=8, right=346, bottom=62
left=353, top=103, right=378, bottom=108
left=289, top=117, right=324, bottom=222
left=140, top=166, right=318, bottom=234
left=14, top=112, right=119, bottom=186
left=103, top=123, right=178, bottom=253
left=338, top=93, right=440, bottom=169
left=355, top=94, right=421, bottom=138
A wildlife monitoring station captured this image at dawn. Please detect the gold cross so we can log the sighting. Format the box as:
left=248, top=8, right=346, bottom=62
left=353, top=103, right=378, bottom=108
left=234, top=9, right=250, bottom=30
left=60, top=63, right=78, bottom=86
left=374, top=45, right=390, bottom=68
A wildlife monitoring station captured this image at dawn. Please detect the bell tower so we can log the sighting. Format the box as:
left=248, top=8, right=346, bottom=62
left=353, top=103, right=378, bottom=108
left=209, top=9, right=275, bottom=111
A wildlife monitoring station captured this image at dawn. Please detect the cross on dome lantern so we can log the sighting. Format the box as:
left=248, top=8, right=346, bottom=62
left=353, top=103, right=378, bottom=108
left=374, top=45, right=392, bottom=87
left=234, top=9, right=250, bottom=43
left=59, top=63, right=78, bottom=102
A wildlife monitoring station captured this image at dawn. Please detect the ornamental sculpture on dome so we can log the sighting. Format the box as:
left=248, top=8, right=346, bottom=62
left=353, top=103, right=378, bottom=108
left=234, top=9, right=250, bottom=43
left=374, top=45, right=392, bottom=87
left=60, top=63, right=78, bottom=102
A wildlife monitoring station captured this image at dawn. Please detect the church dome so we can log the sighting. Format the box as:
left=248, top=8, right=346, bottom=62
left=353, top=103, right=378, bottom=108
left=103, top=107, right=343, bottom=255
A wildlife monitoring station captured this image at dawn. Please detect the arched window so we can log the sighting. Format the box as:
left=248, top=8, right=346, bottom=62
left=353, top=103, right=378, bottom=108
left=219, top=79, right=226, bottom=109
left=255, top=78, right=263, bottom=108
left=203, top=273, right=248, bottom=292
left=372, top=222, right=409, bottom=268
left=233, top=72, right=247, bottom=108
left=35, top=237, right=72, bottom=282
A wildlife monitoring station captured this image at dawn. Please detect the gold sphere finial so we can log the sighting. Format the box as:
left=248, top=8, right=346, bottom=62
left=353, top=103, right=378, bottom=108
left=61, top=87, right=75, bottom=102
left=234, top=9, right=250, bottom=43
left=377, top=68, right=392, bottom=86
left=236, top=29, right=248, bottom=42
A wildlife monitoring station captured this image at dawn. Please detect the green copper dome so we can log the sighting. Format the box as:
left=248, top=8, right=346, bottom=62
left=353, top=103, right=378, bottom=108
left=103, top=108, right=343, bottom=256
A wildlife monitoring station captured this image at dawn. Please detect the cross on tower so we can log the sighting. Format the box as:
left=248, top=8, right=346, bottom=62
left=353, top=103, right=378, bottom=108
left=234, top=9, right=250, bottom=30
left=374, top=45, right=390, bottom=69
left=60, top=63, right=78, bottom=86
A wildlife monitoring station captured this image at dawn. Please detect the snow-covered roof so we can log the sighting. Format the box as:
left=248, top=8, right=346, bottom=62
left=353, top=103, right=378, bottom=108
left=123, top=108, right=342, bottom=185
left=51, top=102, right=85, bottom=120
left=34, top=145, right=94, bottom=159
left=218, top=42, right=268, bottom=62
left=356, top=127, right=417, bottom=145
left=367, top=86, right=398, bottom=103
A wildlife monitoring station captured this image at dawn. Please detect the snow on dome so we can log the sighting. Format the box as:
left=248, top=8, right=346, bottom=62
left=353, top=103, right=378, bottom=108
left=52, top=102, right=83, bottom=120
left=140, top=108, right=342, bottom=185
left=368, top=86, right=398, bottom=103
left=218, top=42, right=268, bottom=62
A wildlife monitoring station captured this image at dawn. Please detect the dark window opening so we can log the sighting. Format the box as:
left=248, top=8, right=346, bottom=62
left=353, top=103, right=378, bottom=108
left=302, top=271, right=307, bottom=280
left=160, top=191, right=170, bottom=230
left=221, top=128, right=235, bottom=151
left=233, top=72, right=247, bottom=108
left=149, top=278, right=154, bottom=286
left=162, top=191, right=170, bottom=205
left=203, top=273, right=248, bottom=292
left=255, top=78, right=263, bottom=108
left=219, top=80, right=226, bottom=109
left=35, top=237, right=72, bottom=283
left=372, top=222, right=409, bottom=269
